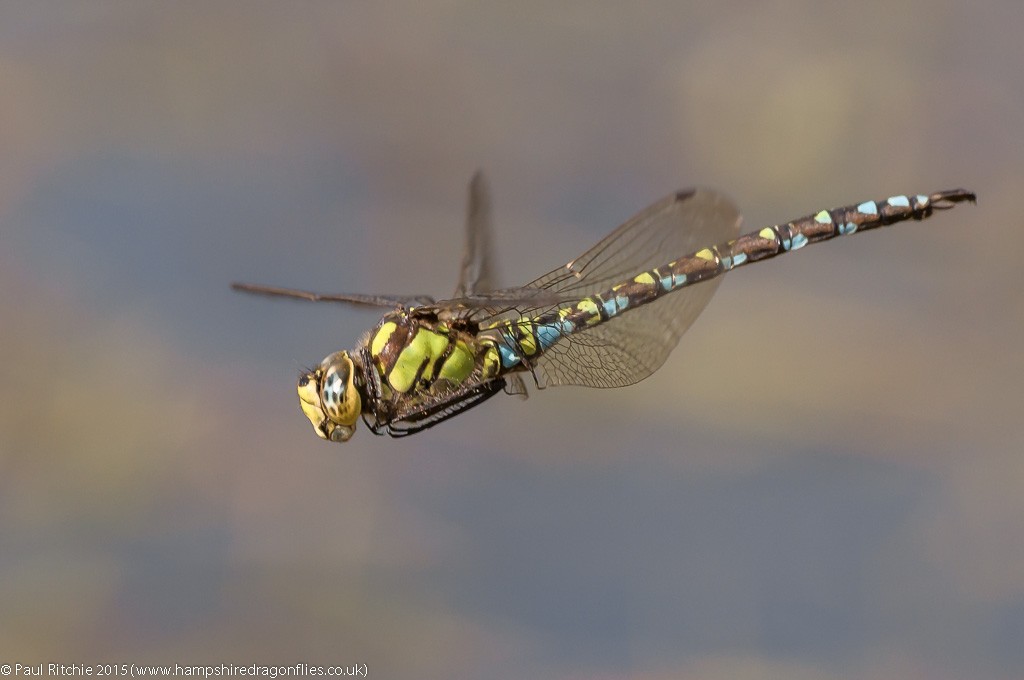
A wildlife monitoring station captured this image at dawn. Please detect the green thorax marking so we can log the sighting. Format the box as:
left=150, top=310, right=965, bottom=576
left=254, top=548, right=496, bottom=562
left=368, top=311, right=478, bottom=394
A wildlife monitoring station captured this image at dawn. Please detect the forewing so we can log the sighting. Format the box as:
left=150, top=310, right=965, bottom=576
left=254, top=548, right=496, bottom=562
left=231, top=282, right=434, bottom=308
left=491, top=188, right=742, bottom=388
left=529, top=188, right=739, bottom=298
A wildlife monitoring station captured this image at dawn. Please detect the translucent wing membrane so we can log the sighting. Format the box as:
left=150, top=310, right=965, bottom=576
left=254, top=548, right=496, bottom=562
left=529, top=189, right=739, bottom=298
left=487, top=189, right=742, bottom=388
left=526, top=299, right=710, bottom=388
left=453, top=171, right=499, bottom=297
left=235, top=173, right=504, bottom=314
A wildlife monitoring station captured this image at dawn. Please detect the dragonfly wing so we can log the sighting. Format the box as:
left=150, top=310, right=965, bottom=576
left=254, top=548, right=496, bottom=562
left=527, top=280, right=726, bottom=388
left=529, top=188, right=740, bottom=298
left=453, top=171, right=499, bottom=297
left=231, top=282, right=434, bottom=309
left=494, top=188, right=742, bottom=388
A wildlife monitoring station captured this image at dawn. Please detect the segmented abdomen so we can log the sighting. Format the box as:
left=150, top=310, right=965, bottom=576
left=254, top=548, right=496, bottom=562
left=484, top=189, right=975, bottom=373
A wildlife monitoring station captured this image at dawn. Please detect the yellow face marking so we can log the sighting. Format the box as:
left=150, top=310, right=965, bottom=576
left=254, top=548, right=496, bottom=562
left=633, top=272, right=656, bottom=285
left=299, top=399, right=326, bottom=435
left=371, top=321, right=397, bottom=357
left=297, top=373, right=328, bottom=437
left=759, top=227, right=776, bottom=241
left=297, top=372, right=321, bottom=407
left=438, top=340, right=474, bottom=383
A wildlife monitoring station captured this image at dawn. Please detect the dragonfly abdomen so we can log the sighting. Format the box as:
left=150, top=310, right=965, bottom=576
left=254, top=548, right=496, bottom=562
left=716, top=189, right=976, bottom=272
left=483, top=189, right=976, bottom=377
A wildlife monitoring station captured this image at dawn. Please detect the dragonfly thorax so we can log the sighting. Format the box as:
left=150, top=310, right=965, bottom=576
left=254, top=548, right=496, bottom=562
left=297, top=350, right=362, bottom=442
left=369, top=311, right=479, bottom=396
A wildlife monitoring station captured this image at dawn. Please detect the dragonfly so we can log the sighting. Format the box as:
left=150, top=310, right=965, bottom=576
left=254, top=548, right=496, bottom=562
left=233, top=173, right=975, bottom=442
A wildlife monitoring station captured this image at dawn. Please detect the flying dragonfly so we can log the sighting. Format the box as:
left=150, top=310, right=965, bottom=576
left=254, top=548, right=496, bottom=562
left=233, top=173, right=974, bottom=442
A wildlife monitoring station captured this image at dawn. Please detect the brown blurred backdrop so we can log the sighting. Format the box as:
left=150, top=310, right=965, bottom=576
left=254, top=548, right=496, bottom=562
left=1, top=3, right=1022, bottom=679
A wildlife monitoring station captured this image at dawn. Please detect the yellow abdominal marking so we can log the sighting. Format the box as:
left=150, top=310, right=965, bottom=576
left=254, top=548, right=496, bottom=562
left=633, top=272, right=655, bottom=285
left=517, top=321, right=537, bottom=355
left=482, top=344, right=500, bottom=379
left=576, top=299, right=601, bottom=325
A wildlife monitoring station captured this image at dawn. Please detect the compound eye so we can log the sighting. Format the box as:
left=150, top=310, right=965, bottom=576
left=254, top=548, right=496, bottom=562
left=321, top=365, right=348, bottom=412
left=317, top=351, right=361, bottom=430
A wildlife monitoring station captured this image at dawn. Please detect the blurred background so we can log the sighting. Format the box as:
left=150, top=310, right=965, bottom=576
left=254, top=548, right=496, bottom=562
left=1, top=2, right=1022, bottom=679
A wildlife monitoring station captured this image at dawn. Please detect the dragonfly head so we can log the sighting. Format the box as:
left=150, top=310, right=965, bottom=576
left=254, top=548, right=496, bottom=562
left=297, top=350, right=362, bottom=442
